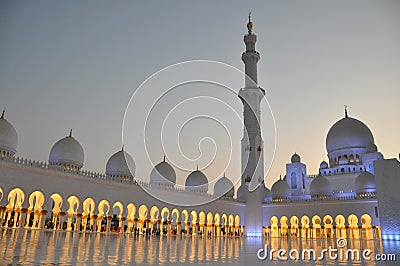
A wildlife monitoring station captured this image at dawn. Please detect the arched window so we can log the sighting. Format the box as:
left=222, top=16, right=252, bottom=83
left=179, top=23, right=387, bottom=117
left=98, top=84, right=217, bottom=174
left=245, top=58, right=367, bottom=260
left=349, top=155, right=354, bottom=163
left=291, top=172, right=297, bottom=189
left=356, top=154, right=360, bottom=163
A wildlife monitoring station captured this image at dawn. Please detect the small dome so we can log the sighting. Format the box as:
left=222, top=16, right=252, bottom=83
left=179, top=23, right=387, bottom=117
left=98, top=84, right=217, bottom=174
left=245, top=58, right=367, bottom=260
left=185, top=169, right=208, bottom=193
left=263, top=186, right=272, bottom=201
left=310, top=175, right=332, bottom=196
left=150, top=158, right=176, bottom=185
left=271, top=179, right=290, bottom=199
left=213, top=175, right=234, bottom=198
left=366, top=142, right=378, bottom=153
left=326, top=116, right=374, bottom=154
left=0, top=111, right=18, bottom=156
left=338, top=157, right=348, bottom=165
left=106, top=149, right=135, bottom=178
left=320, top=161, right=328, bottom=169
left=355, top=172, right=376, bottom=193
left=236, top=183, right=247, bottom=200
left=49, top=130, right=84, bottom=170
left=291, top=153, right=301, bottom=163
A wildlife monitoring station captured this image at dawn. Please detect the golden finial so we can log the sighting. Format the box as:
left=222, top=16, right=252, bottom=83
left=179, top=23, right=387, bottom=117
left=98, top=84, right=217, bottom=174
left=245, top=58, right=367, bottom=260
left=344, top=105, right=348, bottom=118
left=247, top=12, right=253, bottom=34
left=69, top=129, right=72, bottom=137
left=163, top=155, right=166, bottom=162
left=1, top=110, right=4, bottom=119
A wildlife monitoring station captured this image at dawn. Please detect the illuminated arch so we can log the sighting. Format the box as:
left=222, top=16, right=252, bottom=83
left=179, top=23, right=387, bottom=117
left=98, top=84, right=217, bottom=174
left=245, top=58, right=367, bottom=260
left=138, top=204, right=148, bottom=219
left=312, top=215, right=321, bottom=227
left=161, top=207, right=170, bottom=223
left=290, top=216, right=299, bottom=227
left=207, top=212, right=213, bottom=225
left=0, top=186, right=3, bottom=202
left=199, top=211, right=206, bottom=225
left=361, top=214, right=372, bottom=227
left=150, top=205, right=160, bottom=221
left=228, top=214, right=234, bottom=227
left=335, top=214, right=346, bottom=227
left=301, top=216, right=310, bottom=227
left=126, top=203, right=136, bottom=220
left=181, top=209, right=189, bottom=223
left=280, top=216, right=288, bottom=227
left=323, top=215, right=333, bottom=226
left=82, top=197, right=95, bottom=216
left=67, top=195, right=80, bottom=215
left=348, top=214, right=358, bottom=227
left=221, top=213, right=228, bottom=227
left=28, top=190, right=45, bottom=211
left=214, top=213, right=221, bottom=226
left=171, top=208, right=180, bottom=224
left=234, top=215, right=240, bottom=227
left=50, top=193, right=63, bottom=214
left=270, top=216, right=278, bottom=226
left=7, top=187, right=25, bottom=210
left=112, top=201, right=124, bottom=218
left=190, top=210, right=198, bottom=225
left=97, top=199, right=110, bottom=217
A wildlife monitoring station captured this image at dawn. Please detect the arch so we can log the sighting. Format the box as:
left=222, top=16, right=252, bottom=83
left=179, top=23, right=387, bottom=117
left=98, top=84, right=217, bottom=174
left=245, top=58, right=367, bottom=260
left=126, top=203, right=136, bottom=220
left=323, top=215, right=333, bottom=226
left=280, top=216, right=288, bottom=227
left=7, top=187, right=25, bottom=209
left=50, top=193, right=63, bottom=214
left=312, top=215, right=322, bottom=238
left=361, top=214, right=372, bottom=227
left=270, top=216, right=278, bottom=226
left=161, top=207, right=170, bottom=222
left=207, top=212, right=213, bottom=225
left=97, top=199, right=111, bottom=217
left=150, top=205, right=160, bottom=221
left=361, top=213, right=373, bottom=239
left=67, top=195, right=80, bottom=215
left=312, top=215, right=321, bottom=226
left=199, top=211, right=206, bottom=225
left=335, top=214, right=346, bottom=227
left=228, top=214, right=234, bottom=226
left=138, top=204, right=148, bottom=219
left=234, top=215, right=240, bottom=227
left=0, top=186, right=3, bottom=202
left=348, top=214, right=358, bottom=227
left=171, top=208, right=180, bottom=224
left=112, top=201, right=124, bottom=218
left=290, top=216, right=299, bottom=227
left=270, top=216, right=279, bottom=238
left=82, top=197, right=95, bottom=216
left=323, top=215, right=334, bottom=238
left=301, top=216, right=310, bottom=227
left=181, top=209, right=189, bottom=223
left=221, top=213, right=228, bottom=227
left=214, top=213, right=221, bottom=226
left=28, top=190, right=45, bottom=211
left=190, top=210, right=198, bottom=225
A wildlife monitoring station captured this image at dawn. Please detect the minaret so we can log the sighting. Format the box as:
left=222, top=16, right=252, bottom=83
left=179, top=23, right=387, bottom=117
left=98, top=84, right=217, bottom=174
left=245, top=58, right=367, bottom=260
left=238, top=14, right=265, bottom=237
left=238, top=14, right=265, bottom=191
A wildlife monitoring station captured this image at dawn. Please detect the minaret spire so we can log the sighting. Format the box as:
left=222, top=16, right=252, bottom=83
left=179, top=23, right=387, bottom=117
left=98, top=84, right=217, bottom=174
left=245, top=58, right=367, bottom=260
left=247, top=12, right=253, bottom=34
left=1, top=110, right=4, bottom=119
left=69, top=129, right=72, bottom=137
left=344, top=105, right=348, bottom=118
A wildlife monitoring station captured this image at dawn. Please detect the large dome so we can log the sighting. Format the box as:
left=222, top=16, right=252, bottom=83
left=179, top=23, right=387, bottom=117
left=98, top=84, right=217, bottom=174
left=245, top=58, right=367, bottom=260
left=0, top=111, right=18, bottom=156
left=213, top=175, right=234, bottom=198
left=106, top=149, right=135, bottom=178
left=150, top=158, right=176, bottom=186
left=271, top=179, right=290, bottom=199
left=49, top=130, right=84, bottom=170
left=310, top=175, right=332, bottom=196
left=326, top=115, right=374, bottom=154
left=185, top=169, right=208, bottom=192
left=355, top=172, right=376, bottom=193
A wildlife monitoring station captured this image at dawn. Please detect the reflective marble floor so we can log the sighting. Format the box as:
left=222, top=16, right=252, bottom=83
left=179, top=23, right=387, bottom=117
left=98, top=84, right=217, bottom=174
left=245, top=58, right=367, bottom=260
left=0, top=229, right=398, bottom=265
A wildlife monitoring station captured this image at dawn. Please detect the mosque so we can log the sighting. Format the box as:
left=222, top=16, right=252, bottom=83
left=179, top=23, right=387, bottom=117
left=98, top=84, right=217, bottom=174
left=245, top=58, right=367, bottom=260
left=0, top=17, right=399, bottom=240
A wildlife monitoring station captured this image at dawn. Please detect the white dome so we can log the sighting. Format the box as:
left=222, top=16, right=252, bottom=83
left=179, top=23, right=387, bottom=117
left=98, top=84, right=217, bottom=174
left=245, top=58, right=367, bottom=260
left=366, top=142, right=378, bottom=153
left=355, top=172, right=376, bottom=193
left=271, top=179, right=290, bottom=199
left=310, top=175, right=332, bottom=196
left=320, top=161, right=328, bottom=169
left=106, top=149, right=135, bottom=178
left=0, top=111, right=18, bottom=156
left=326, top=116, right=374, bottom=154
left=185, top=169, right=208, bottom=192
left=213, top=175, right=234, bottom=197
left=150, top=158, right=176, bottom=185
left=49, top=131, right=84, bottom=169
left=291, top=153, right=301, bottom=163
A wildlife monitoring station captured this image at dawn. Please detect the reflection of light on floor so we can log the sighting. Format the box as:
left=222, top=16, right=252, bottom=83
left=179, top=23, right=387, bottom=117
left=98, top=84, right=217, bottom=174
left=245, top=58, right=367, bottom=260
left=1, top=229, right=398, bottom=265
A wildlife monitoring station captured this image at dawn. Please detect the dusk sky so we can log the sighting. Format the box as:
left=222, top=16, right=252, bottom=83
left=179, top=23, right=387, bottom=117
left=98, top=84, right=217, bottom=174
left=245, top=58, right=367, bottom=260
left=1, top=1, right=399, bottom=190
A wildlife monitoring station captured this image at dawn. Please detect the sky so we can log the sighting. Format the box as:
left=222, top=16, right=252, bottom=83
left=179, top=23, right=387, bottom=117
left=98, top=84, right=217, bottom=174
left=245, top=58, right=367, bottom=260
left=1, top=1, right=399, bottom=190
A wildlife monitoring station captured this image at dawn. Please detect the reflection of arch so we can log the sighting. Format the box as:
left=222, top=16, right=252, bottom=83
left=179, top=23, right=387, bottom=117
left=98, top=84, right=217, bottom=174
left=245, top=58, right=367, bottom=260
left=98, top=199, right=110, bottom=217
left=28, top=190, right=45, bottom=211
left=50, top=193, right=63, bottom=213
left=7, top=187, right=25, bottom=209
left=150, top=205, right=160, bottom=221
left=138, top=204, right=148, bottom=219
left=126, top=203, right=136, bottom=220
left=161, top=207, right=170, bottom=222
left=67, top=195, right=80, bottom=214
left=82, top=198, right=95, bottom=216
left=234, top=215, right=240, bottom=226
left=112, top=201, right=124, bottom=218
